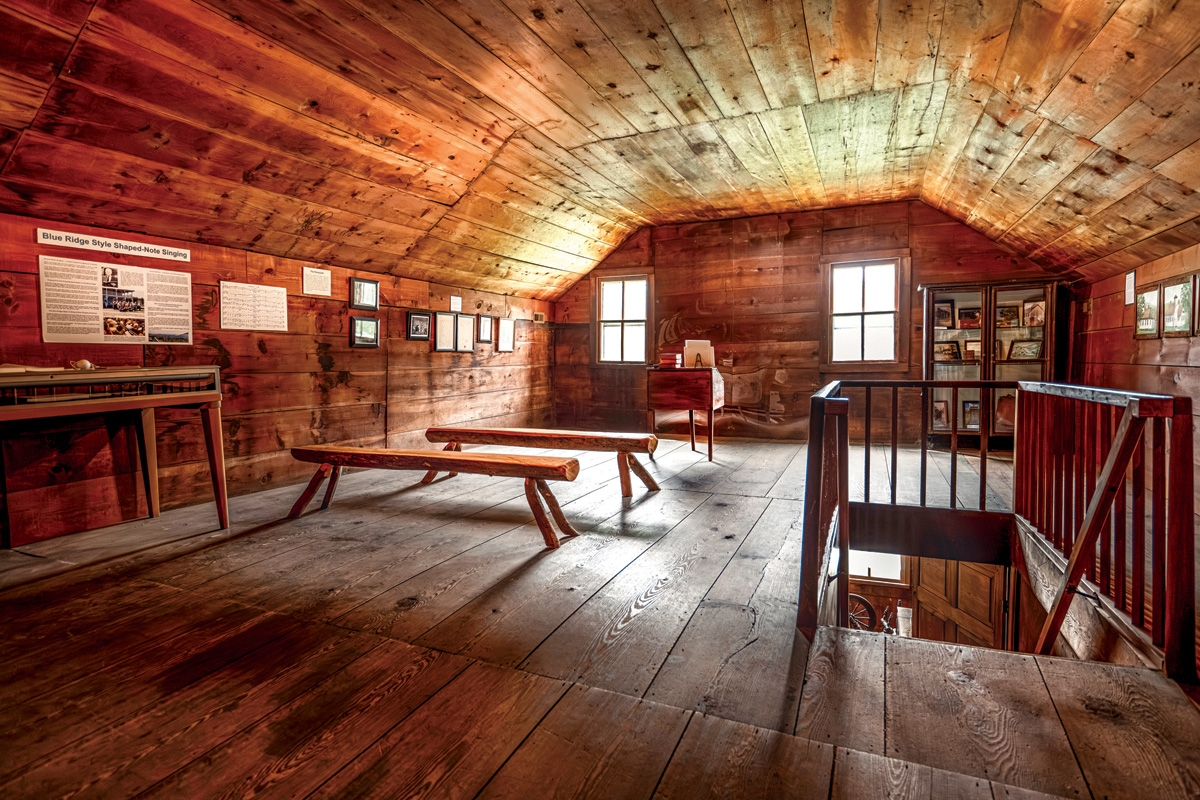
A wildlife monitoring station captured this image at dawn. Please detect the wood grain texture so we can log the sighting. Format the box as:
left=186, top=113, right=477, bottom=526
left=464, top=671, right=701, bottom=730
left=794, top=627, right=886, bottom=754
left=290, top=445, right=580, bottom=482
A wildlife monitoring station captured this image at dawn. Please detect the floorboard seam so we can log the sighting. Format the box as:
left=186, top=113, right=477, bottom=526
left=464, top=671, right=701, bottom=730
left=1031, top=655, right=1097, bottom=800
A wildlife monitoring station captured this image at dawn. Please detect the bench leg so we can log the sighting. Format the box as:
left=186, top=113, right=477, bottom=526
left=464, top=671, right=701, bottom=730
left=627, top=453, right=660, bottom=492
left=536, top=479, right=579, bottom=538
left=320, top=465, right=342, bottom=509
left=617, top=452, right=633, bottom=497
left=289, top=463, right=332, bottom=519
left=525, top=478, right=559, bottom=548
left=421, top=442, right=460, bottom=484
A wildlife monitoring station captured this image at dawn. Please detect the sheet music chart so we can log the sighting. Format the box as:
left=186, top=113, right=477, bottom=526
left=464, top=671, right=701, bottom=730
left=219, top=281, right=288, bottom=331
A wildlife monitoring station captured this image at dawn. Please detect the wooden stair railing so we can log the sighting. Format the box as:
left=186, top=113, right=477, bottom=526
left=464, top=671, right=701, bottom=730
left=1016, top=383, right=1197, bottom=683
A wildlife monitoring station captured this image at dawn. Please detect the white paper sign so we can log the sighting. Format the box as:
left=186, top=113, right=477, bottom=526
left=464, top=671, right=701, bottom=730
left=302, top=266, right=331, bottom=296
left=220, top=281, right=288, bottom=331
left=1125, top=271, right=1136, bottom=305
left=449, top=295, right=462, bottom=312
left=37, top=228, right=190, bottom=262
left=38, top=255, right=192, bottom=345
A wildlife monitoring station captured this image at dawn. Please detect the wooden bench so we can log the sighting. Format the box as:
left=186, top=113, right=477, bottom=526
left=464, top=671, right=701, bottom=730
left=423, top=427, right=660, bottom=497
left=287, top=445, right=581, bottom=548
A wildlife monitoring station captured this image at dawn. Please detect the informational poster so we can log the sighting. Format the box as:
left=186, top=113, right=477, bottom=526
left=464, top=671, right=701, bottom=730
left=1126, top=271, right=1136, bottom=305
left=302, top=266, right=331, bottom=296
left=219, top=281, right=288, bottom=331
left=38, top=255, right=193, bottom=345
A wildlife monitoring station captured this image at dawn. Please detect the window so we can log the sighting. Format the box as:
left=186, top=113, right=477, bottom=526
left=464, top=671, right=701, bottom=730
left=829, top=258, right=899, bottom=363
left=596, top=275, right=648, bottom=363
left=849, top=550, right=904, bottom=582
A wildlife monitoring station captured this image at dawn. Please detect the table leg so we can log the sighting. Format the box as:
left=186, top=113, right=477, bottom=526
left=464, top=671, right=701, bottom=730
left=707, top=408, right=715, bottom=461
left=201, top=403, right=230, bottom=529
left=689, top=409, right=696, bottom=451
left=136, top=407, right=160, bottom=518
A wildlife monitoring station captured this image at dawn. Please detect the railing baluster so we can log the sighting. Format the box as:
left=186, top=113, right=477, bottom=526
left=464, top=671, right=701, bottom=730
left=1115, top=408, right=1127, bottom=610
left=1132, top=431, right=1146, bottom=629
left=1099, top=404, right=1113, bottom=596
left=1084, top=402, right=1097, bottom=582
left=1071, top=397, right=1084, bottom=555
left=864, top=386, right=872, bottom=503
left=1151, top=416, right=1166, bottom=646
left=1164, top=398, right=1197, bottom=682
left=891, top=386, right=898, bottom=505
left=920, top=386, right=928, bottom=508
left=979, top=386, right=989, bottom=511
left=950, top=386, right=959, bottom=510
left=1063, top=397, right=1075, bottom=553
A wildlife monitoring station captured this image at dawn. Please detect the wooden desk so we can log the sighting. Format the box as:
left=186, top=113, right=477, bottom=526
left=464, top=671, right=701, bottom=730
left=647, top=367, right=724, bottom=461
left=0, top=366, right=229, bottom=546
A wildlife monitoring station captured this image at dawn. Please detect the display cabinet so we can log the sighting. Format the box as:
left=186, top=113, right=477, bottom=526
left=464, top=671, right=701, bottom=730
left=922, top=281, right=1062, bottom=447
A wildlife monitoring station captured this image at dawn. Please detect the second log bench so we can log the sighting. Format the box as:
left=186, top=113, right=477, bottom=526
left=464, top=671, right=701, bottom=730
left=287, top=445, right=581, bottom=548
left=423, top=427, right=660, bottom=497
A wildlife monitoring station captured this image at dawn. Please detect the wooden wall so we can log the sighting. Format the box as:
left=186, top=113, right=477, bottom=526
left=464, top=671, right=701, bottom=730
left=553, top=201, right=1051, bottom=437
left=0, top=212, right=550, bottom=544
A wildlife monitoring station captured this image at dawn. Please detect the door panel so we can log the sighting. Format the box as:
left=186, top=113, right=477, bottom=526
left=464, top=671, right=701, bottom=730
left=912, top=558, right=1004, bottom=649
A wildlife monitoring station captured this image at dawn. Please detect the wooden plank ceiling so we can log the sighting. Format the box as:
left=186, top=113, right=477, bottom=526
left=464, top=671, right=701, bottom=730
left=2, top=0, right=1200, bottom=297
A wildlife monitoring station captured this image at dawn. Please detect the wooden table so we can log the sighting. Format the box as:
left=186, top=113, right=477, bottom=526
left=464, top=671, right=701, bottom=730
left=647, top=367, right=724, bottom=461
left=0, top=366, right=229, bottom=546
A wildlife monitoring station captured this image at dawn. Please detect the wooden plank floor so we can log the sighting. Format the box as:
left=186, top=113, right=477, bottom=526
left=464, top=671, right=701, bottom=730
left=1, top=438, right=1197, bottom=799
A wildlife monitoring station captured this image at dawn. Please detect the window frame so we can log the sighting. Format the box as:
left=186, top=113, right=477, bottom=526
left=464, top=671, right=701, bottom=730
left=820, top=249, right=910, bottom=373
left=591, top=272, right=653, bottom=365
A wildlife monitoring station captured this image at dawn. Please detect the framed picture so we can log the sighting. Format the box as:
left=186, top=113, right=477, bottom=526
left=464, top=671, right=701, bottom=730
left=349, top=277, right=380, bottom=311
left=1135, top=285, right=1160, bottom=339
left=957, top=307, right=981, bottom=329
left=932, top=400, right=950, bottom=429
left=1008, top=339, right=1043, bottom=360
left=964, top=340, right=982, bottom=361
left=434, top=311, right=457, bottom=352
left=1162, top=276, right=1193, bottom=337
left=455, top=313, right=475, bottom=352
left=933, top=300, right=955, bottom=329
left=962, top=400, right=981, bottom=430
left=497, top=317, right=515, bottom=353
left=933, top=341, right=961, bottom=361
left=994, top=393, right=1017, bottom=434
left=1022, top=299, right=1046, bottom=327
left=996, top=304, right=1021, bottom=328
left=477, top=314, right=494, bottom=343
left=407, top=310, right=431, bottom=341
left=349, top=316, right=380, bottom=348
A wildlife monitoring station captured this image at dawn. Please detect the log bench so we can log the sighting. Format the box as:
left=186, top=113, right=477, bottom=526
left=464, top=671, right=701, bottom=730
left=287, top=445, right=582, bottom=548
left=423, top=427, right=659, bottom=497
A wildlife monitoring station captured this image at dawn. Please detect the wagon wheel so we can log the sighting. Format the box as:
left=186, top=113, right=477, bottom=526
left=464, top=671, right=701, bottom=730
left=847, top=593, right=878, bottom=632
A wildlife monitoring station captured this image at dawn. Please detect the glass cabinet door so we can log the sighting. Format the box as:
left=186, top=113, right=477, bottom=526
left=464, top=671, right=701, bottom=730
left=929, top=289, right=982, bottom=432
left=992, top=286, right=1047, bottom=436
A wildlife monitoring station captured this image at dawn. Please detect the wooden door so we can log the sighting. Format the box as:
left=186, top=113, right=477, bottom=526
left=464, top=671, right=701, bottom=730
left=912, top=558, right=1005, bottom=649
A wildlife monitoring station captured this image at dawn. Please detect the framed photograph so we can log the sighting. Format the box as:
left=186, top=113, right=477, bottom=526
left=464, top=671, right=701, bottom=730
left=434, top=311, right=457, bottom=352
left=996, top=304, right=1021, bottom=328
left=349, top=316, right=380, bottom=348
left=349, top=277, right=380, bottom=311
left=933, top=341, right=961, bottom=361
left=1022, top=299, right=1046, bottom=327
left=962, top=400, right=981, bottom=430
left=994, top=393, right=1017, bottom=434
left=455, top=313, right=475, bottom=352
left=957, top=307, right=981, bottom=329
left=933, top=300, right=955, bottom=329
left=1162, top=276, right=1193, bottom=337
left=964, top=340, right=982, bottom=361
left=1135, top=285, right=1160, bottom=339
left=932, top=400, right=950, bottom=430
left=1007, top=339, right=1043, bottom=360
left=497, top=317, right=515, bottom=353
left=407, top=310, right=431, bottom=341
left=477, top=314, right=494, bottom=343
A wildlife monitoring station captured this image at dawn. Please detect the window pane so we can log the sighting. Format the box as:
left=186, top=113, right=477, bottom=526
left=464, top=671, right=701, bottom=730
left=599, top=322, right=623, bottom=361
left=863, top=263, right=896, bottom=312
left=599, top=281, right=623, bottom=320
left=623, top=322, right=645, bottom=361
left=623, top=280, right=647, bottom=320
left=863, top=313, right=895, bottom=360
left=831, top=316, right=862, bottom=361
left=849, top=549, right=902, bottom=581
left=831, top=266, right=863, bottom=313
